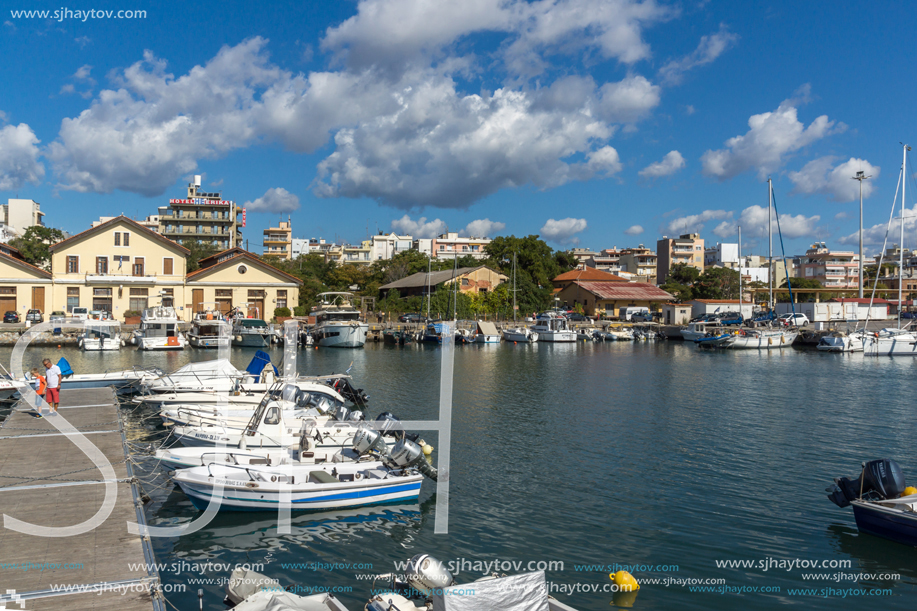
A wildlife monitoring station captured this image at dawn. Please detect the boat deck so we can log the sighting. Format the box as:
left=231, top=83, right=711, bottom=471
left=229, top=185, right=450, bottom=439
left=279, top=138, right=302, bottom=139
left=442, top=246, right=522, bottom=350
left=0, top=389, right=163, bottom=610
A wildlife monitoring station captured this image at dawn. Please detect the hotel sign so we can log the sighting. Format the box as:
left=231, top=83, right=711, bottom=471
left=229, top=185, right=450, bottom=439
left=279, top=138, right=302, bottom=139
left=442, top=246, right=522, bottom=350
left=169, top=198, right=235, bottom=206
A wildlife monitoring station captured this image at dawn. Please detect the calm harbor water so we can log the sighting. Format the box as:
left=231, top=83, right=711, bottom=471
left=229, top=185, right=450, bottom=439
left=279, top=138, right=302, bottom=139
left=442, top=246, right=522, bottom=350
left=3, top=341, right=916, bottom=610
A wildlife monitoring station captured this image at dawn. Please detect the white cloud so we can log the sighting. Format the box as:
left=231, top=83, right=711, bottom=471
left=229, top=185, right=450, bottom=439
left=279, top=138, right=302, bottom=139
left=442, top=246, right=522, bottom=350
left=244, top=187, right=300, bottom=213
left=460, top=218, right=505, bottom=237
left=596, top=75, right=661, bottom=124
left=789, top=156, right=879, bottom=202
left=712, top=204, right=821, bottom=239
left=684, top=104, right=695, bottom=115
left=391, top=214, right=448, bottom=238
left=540, top=217, right=587, bottom=244
left=835, top=211, right=848, bottom=220
left=322, top=0, right=674, bottom=77
left=701, top=88, right=843, bottom=180
left=639, top=150, right=685, bottom=178
left=661, top=209, right=731, bottom=235
left=74, top=36, right=91, bottom=48
left=658, top=24, right=738, bottom=85
left=840, top=203, right=917, bottom=247
left=624, top=224, right=644, bottom=235
left=0, top=122, right=45, bottom=191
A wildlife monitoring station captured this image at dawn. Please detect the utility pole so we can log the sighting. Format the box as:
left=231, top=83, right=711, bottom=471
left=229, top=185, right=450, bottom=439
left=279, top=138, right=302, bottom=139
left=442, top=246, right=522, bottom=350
left=852, top=170, right=870, bottom=298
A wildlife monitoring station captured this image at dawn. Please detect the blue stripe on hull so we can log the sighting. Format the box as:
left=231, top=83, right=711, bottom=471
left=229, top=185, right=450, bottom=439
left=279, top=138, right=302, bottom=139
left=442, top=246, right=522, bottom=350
left=182, top=482, right=421, bottom=512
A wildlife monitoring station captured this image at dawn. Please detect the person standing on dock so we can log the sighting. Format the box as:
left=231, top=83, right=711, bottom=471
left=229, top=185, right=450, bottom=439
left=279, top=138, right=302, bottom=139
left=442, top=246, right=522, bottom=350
left=42, top=358, right=61, bottom=413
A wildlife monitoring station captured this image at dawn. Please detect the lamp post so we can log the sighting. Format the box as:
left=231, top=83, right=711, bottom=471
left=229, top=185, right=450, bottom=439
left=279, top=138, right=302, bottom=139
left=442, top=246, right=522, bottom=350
left=852, top=170, right=871, bottom=298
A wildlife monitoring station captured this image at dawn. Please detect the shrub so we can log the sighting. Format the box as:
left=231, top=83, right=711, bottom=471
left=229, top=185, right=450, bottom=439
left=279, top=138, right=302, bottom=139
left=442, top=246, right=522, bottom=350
left=293, top=305, right=307, bottom=317
left=274, top=307, right=292, bottom=318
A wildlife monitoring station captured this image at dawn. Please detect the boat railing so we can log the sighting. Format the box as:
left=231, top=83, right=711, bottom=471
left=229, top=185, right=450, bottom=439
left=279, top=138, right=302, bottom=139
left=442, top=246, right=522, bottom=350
left=199, top=451, right=271, bottom=467
left=205, top=462, right=263, bottom=481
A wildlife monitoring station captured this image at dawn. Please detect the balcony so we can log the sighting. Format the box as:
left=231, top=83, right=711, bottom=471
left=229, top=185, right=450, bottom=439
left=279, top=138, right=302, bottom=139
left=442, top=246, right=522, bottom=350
left=84, top=272, right=160, bottom=284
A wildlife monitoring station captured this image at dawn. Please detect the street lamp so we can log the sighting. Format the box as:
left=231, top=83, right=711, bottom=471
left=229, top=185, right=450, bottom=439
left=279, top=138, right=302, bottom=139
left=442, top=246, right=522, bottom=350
left=852, top=170, right=871, bottom=298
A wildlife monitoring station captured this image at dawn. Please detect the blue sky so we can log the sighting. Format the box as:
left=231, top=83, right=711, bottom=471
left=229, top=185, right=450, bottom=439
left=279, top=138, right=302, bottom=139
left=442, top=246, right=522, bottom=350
left=2, top=0, right=916, bottom=258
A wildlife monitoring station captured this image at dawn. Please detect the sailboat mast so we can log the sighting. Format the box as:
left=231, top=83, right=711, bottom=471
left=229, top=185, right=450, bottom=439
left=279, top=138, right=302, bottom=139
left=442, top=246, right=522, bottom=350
left=512, top=252, right=517, bottom=323
left=899, top=144, right=908, bottom=328
left=738, top=225, right=743, bottom=316
left=426, top=256, right=431, bottom=320
left=768, top=177, right=773, bottom=310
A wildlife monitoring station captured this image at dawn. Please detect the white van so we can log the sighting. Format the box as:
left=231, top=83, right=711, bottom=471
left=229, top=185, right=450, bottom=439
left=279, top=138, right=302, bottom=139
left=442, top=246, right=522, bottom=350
left=618, top=307, right=650, bottom=321
left=71, top=307, right=90, bottom=321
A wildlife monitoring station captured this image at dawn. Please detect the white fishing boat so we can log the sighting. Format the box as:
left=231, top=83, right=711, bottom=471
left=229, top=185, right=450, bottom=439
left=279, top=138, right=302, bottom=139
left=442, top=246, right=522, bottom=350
left=817, top=330, right=866, bottom=352
left=188, top=304, right=230, bottom=348
left=603, top=327, right=635, bottom=341
left=530, top=311, right=576, bottom=342
left=140, top=353, right=275, bottom=394
left=312, top=292, right=368, bottom=348
left=78, top=320, right=122, bottom=351
left=680, top=321, right=719, bottom=341
left=132, top=305, right=186, bottom=350
left=364, top=555, right=581, bottom=611
left=471, top=320, right=500, bottom=343
left=729, top=328, right=798, bottom=349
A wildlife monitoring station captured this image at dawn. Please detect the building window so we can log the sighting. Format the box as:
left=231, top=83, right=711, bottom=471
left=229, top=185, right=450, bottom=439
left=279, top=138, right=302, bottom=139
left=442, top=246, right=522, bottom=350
left=161, top=288, right=174, bottom=307
left=96, top=257, right=108, bottom=275
left=163, top=257, right=173, bottom=275
left=276, top=290, right=287, bottom=309
left=67, top=287, right=79, bottom=312
left=133, top=257, right=145, bottom=277
left=123, top=232, right=130, bottom=246
left=67, top=256, right=79, bottom=273
left=129, top=287, right=148, bottom=311
left=114, top=232, right=120, bottom=246
left=92, top=288, right=112, bottom=313
left=0, top=287, right=16, bottom=295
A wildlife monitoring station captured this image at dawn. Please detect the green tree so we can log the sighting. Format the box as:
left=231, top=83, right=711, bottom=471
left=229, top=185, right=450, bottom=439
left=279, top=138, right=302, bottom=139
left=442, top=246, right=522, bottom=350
left=777, top=277, right=822, bottom=302
left=9, top=226, right=66, bottom=269
left=659, top=281, right=693, bottom=303
left=483, top=235, right=574, bottom=313
left=668, top=263, right=701, bottom=285
left=182, top=240, right=220, bottom=272
left=694, top=267, right=740, bottom=300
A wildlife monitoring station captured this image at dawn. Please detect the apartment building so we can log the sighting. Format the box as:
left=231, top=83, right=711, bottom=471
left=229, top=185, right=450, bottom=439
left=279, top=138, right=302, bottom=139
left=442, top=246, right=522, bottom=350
left=704, top=243, right=739, bottom=269
left=157, top=176, right=243, bottom=249
left=325, top=241, right=372, bottom=266
left=585, top=248, right=623, bottom=274
left=430, top=233, right=491, bottom=260
left=371, top=233, right=413, bottom=260
left=1, top=198, right=45, bottom=239
left=656, top=233, right=704, bottom=283
left=569, top=248, right=599, bottom=264
left=263, top=219, right=292, bottom=260
left=799, top=242, right=859, bottom=289
left=618, top=245, right=657, bottom=283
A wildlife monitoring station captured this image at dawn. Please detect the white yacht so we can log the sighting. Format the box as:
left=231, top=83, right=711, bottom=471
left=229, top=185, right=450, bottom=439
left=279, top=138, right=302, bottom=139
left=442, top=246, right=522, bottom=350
left=312, top=292, right=368, bottom=348
left=188, top=304, right=230, bottom=348
left=79, top=321, right=122, bottom=351
left=530, top=311, right=576, bottom=342
left=863, top=328, right=917, bottom=356
left=817, top=330, right=866, bottom=353
left=131, top=305, right=186, bottom=350
left=503, top=327, right=538, bottom=342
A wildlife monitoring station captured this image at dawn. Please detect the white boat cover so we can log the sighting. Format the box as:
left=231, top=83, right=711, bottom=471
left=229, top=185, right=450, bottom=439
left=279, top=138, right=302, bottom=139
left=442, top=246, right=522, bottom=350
left=476, top=321, right=499, bottom=336
left=433, top=571, right=549, bottom=611
left=156, top=359, right=243, bottom=385
left=233, top=590, right=342, bottom=611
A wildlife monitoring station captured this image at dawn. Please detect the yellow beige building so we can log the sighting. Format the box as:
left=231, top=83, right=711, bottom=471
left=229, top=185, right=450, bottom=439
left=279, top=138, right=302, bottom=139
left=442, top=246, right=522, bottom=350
left=49, top=217, right=190, bottom=317
left=0, top=244, right=53, bottom=315
left=42, top=217, right=301, bottom=321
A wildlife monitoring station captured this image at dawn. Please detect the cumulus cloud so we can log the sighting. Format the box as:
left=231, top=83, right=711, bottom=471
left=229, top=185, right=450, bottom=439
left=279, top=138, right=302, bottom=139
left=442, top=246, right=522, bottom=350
left=540, top=217, right=587, bottom=244
left=712, top=205, right=820, bottom=239
left=624, top=225, right=644, bottom=235
left=639, top=150, right=685, bottom=178
left=596, top=75, right=661, bottom=124
left=0, top=122, right=45, bottom=191
left=391, top=214, right=448, bottom=238
left=658, top=24, right=738, bottom=85
left=244, top=187, right=300, bottom=213
left=74, top=36, right=91, bottom=48
left=839, top=204, right=917, bottom=247
left=460, top=218, right=505, bottom=237
left=789, top=156, right=879, bottom=202
left=835, top=211, right=848, bottom=220
left=701, top=87, right=843, bottom=180
left=661, top=209, right=731, bottom=235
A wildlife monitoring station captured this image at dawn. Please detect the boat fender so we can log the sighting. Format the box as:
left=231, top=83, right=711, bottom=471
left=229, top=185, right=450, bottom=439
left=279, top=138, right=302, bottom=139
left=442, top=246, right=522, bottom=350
left=903, top=486, right=917, bottom=497
left=236, top=336, right=243, bottom=342
left=768, top=337, right=773, bottom=345
left=245, top=482, right=259, bottom=488
left=355, top=473, right=363, bottom=480
left=609, top=571, right=640, bottom=592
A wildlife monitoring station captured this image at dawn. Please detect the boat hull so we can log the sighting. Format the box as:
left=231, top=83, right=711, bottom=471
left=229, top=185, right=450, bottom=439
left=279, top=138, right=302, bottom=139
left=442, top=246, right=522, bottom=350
left=502, top=329, right=537, bottom=343
left=315, top=323, right=368, bottom=348
left=232, top=333, right=272, bottom=348
left=537, top=331, right=577, bottom=343
left=730, top=331, right=798, bottom=349
left=189, top=335, right=230, bottom=348
left=852, top=501, right=917, bottom=547
left=863, top=333, right=917, bottom=356
left=81, top=338, right=121, bottom=351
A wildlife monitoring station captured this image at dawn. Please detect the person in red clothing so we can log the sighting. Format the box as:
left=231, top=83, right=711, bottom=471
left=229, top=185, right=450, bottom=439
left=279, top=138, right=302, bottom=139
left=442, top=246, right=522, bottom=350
left=43, top=358, right=61, bottom=412
left=30, top=367, right=47, bottom=410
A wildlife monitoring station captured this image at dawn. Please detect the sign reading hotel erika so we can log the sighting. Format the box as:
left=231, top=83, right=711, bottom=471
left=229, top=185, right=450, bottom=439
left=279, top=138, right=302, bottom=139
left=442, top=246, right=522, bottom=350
left=169, top=198, right=235, bottom=205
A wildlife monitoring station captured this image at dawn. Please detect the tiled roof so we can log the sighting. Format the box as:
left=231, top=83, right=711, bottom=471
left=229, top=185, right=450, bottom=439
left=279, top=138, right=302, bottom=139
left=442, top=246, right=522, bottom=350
left=380, top=266, right=505, bottom=290
left=0, top=251, right=51, bottom=278
left=49, top=215, right=190, bottom=255
left=553, top=267, right=629, bottom=283
left=188, top=252, right=302, bottom=284
left=572, top=281, right=673, bottom=301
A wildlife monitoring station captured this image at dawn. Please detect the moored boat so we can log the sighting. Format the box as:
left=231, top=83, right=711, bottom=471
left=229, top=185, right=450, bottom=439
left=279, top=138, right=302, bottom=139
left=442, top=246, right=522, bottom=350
left=531, top=311, right=576, bottom=342
left=311, top=292, right=368, bottom=348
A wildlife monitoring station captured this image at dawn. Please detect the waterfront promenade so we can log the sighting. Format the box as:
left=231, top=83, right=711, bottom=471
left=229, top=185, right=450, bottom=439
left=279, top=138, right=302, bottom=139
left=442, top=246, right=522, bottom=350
left=0, top=388, right=162, bottom=610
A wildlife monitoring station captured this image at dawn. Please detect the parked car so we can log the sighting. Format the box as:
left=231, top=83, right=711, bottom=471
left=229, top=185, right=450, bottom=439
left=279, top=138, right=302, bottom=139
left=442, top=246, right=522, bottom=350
left=49, top=311, right=67, bottom=323
left=619, top=307, right=651, bottom=321
left=398, top=313, right=427, bottom=323
left=630, top=311, right=656, bottom=323
left=71, top=307, right=90, bottom=321
left=777, top=312, right=810, bottom=327
left=3, top=311, right=19, bottom=323
left=718, top=312, right=744, bottom=326
left=566, top=312, right=592, bottom=322
left=25, top=309, right=43, bottom=323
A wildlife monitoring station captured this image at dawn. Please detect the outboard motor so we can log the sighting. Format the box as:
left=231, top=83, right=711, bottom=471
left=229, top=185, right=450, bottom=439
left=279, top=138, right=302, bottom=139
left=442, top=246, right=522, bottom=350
left=390, top=439, right=438, bottom=481
left=346, top=410, right=365, bottom=422
left=827, top=459, right=906, bottom=508
left=405, top=554, right=453, bottom=595
left=331, top=378, right=370, bottom=406
left=376, top=412, right=404, bottom=439
left=352, top=423, right=390, bottom=458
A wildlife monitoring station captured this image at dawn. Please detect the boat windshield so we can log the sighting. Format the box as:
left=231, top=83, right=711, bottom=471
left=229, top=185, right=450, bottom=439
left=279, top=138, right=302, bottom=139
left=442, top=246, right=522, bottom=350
left=239, top=319, right=268, bottom=328
left=317, top=312, right=361, bottom=322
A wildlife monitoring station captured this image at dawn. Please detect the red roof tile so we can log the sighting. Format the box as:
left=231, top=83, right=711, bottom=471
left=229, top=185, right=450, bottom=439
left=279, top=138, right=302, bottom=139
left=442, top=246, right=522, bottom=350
left=570, top=281, right=673, bottom=301
left=553, top=268, right=629, bottom=283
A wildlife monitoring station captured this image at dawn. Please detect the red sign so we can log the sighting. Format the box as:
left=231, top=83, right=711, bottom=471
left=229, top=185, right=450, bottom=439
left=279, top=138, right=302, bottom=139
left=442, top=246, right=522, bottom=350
left=242, top=208, right=246, bottom=228
left=169, top=198, right=234, bottom=205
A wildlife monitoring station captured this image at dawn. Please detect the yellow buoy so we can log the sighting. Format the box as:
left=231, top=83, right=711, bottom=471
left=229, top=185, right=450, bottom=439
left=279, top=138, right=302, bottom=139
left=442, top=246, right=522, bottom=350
left=609, top=571, right=640, bottom=592
left=902, top=486, right=917, bottom=497
left=423, top=444, right=434, bottom=456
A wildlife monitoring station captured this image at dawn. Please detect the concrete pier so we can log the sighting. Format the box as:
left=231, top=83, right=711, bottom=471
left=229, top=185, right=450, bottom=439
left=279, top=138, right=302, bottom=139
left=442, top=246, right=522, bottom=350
left=0, top=388, right=162, bottom=611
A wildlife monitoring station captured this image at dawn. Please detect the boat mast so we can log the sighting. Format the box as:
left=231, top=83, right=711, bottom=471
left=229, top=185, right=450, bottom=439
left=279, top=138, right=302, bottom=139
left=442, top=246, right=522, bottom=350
left=768, top=177, right=773, bottom=310
left=738, top=225, right=743, bottom=317
left=426, top=256, right=431, bottom=320
left=899, top=144, right=909, bottom=328
left=512, top=252, right=517, bottom=324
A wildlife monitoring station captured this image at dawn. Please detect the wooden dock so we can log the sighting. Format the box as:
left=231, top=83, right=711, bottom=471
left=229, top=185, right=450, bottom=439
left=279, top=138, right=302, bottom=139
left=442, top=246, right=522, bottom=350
left=0, top=388, right=163, bottom=611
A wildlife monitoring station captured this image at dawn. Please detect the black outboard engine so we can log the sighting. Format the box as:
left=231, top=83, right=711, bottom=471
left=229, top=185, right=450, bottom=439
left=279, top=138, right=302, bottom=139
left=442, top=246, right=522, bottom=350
left=376, top=412, right=403, bottom=438
left=331, top=378, right=369, bottom=406
left=827, top=459, right=906, bottom=508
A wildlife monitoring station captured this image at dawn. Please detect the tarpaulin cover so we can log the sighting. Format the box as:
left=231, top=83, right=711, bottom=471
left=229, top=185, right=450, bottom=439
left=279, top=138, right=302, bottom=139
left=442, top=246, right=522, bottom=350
left=432, top=571, right=550, bottom=611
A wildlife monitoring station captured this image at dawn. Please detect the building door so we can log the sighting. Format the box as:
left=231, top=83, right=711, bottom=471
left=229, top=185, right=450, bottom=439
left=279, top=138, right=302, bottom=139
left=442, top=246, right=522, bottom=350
left=31, top=287, right=45, bottom=312
left=249, top=300, right=264, bottom=319
left=0, top=296, right=15, bottom=314
left=192, top=289, right=204, bottom=313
